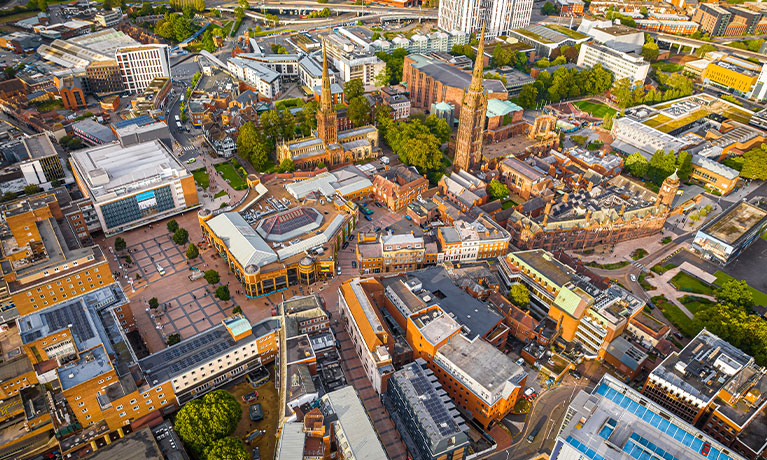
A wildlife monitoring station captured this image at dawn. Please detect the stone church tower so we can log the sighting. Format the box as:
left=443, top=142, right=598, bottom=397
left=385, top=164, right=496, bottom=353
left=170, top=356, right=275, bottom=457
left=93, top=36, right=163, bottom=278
left=316, top=44, right=338, bottom=145
left=658, top=169, right=680, bottom=209
left=453, top=25, right=488, bottom=171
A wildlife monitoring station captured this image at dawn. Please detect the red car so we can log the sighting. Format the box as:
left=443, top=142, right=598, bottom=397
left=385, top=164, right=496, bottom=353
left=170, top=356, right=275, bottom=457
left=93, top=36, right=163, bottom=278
left=701, top=442, right=711, bottom=457
left=242, top=391, right=258, bottom=403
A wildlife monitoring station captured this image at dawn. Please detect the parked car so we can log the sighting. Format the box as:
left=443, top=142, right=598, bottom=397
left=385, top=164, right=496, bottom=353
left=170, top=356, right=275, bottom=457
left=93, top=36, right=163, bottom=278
left=701, top=442, right=711, bottom=457
left=365, top=215, right=373, bottom=221
left=351, top=261, right=357, bottom=268
left=523, top=387, right=537, bottom=400
left=242, top=391, right=258, bottom=403
left=249, top=403, right=264, bottom=421
left=629, top=274, right=637, bottom=282
left=342, top=241, right=349, bottom=249
left=374, top=202, right=382, bottom=207
left=569, top=369, right=582, bottom=379
left=245, top=430, right=265, bottom=444
left=527, top=423, right=542, bottom=443
left=252, top=447, right=261, bottom=460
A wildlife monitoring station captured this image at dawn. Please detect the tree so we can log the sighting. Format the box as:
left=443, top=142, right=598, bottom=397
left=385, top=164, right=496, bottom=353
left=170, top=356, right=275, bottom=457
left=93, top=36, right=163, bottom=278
left=374, top=68, right=391, bottom=87
left=347, top=96, right=371, bottom=127
left=517, top=85, right=538, bottom=109
left=204, top=270, right=220, bottom=285
left=492, top=44, right=513, bottom=67
left=741, top=146, right=767, bottom=180
left=648, top=149, right=676, bottom=186
left=541, top=1, right=557, bottom=15
left=424, top=114, right=450, bottom=144
left=716, top=279, right=754, bottom=310
left=167, top=219, right=179, bottom=233
left=695, top=44, right=717, bottom=58
left=376, top=48, right=408, bottom=85
left=237, top=122, right=270, bottom=171
left=611, top=78, right=635, bottom=109
left=343, top=78, right=365, bottom=101
left=216, top=285, right=231, bottom=301
left=175, top=390, right=242, bottom=456
left=37, top=0, right=47, bottom=12
left=488, top=179, right=509, bottom=200
left=624, top=152, right=649, bottom=178
left=172, top=228, right=188, bottom=245
left=204, top=437, right=249, bottom=460
left=640, top=40, right=659, bottom=62
left=675, top=150, right=692, bottom=182
left=149, top=297, right=159, bottom=309
left=23, top=184, right=41, bottom=195
left=166, top=333, right=181, bottom=346
left=103, top=0, right=112, bottom=10
left=115, top=237, right=127, bottom=251
left=233, top=305, right=243, bottom=314
left=238, top=0, right=249, bottom=7
left=186, top=243, right=199, bottom=259
left=277, top=158, right=296, bottom=173
left=602, top=113, right=614, bottom=130
left=508, top=284, right=530, bottom=306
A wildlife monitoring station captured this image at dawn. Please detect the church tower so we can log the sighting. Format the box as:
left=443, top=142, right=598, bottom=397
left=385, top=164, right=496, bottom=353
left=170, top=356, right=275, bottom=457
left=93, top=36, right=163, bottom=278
left=453, top=25, right=488, bottom=171
left=658, top=169, right=680, bottom=209
left=316, top=44, right=338, bottom=145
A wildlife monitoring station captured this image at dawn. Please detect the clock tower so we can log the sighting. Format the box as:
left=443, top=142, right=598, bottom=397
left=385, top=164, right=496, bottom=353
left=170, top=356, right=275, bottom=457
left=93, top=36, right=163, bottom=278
left=658, top=169, right=680, bottom=210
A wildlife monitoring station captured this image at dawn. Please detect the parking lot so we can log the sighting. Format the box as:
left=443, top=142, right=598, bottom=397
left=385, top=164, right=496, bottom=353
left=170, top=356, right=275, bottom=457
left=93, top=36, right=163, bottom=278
left=229, top=369, right=278, bottom=460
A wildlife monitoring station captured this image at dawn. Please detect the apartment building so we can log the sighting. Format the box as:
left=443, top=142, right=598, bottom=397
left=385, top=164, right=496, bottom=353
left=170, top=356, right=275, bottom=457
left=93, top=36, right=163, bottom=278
left=94, top=8, right=123, bottom=28
left=498, top=157, right=550, bottom=200
left=322, top=31, right=386, bottom=84
left=577, top=43, right=650, bottom=85
left=437, top=213, right=510, bottom=263
left=86, top=60, right=123, bottom=93
left=554, top=373, right=746, bottom=460
left=499, top=249, right=645, bottom=358
left=372, top=30, right=470, bottom=55
left=17, top=133, right=65, bottom=186
left=636, top=19, right=700, bottom=34
left=438, top=0, right=533, bottom=36
left=115, top=45, right=171, bottom=93
left=227, top=57, right=281, bottom=99
left=372, top=165, right=429, bottom=211
left=431, top=334, right=526, bottom=428
left=70, top=140, right=199, bottom=236
left=337, top=278, right=395, bottom=393
left=386, top=360, right=470, bottom=460
left=0, top=195, right=114, bottom=317
left=280, top=295, right=330, bottom=337
left=438, top=170, right=487, bottom=212
left=277, top=386, right=388, bottom=460
left=356, top=233, right=436, bottom=275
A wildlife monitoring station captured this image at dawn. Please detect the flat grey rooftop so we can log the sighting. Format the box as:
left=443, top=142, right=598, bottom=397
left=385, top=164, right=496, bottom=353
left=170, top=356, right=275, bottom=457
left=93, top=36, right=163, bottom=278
left=436, top=335, right=526, bottom=395
left=57, top=345, right=113, bottom=390
left=139, top=323, right=258, bottom=384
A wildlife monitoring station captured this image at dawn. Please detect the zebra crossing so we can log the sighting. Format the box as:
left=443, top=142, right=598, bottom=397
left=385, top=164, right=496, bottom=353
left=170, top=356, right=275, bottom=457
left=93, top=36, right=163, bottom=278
left=180, top=145, right=196, bottom=154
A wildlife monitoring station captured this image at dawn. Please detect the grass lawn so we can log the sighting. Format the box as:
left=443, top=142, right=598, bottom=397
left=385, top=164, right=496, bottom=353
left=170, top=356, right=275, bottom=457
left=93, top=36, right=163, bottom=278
left=585, top=260, right=631, bottom=270
left=545, top=24, right=588, bottom=40
left=631, top=248, right=648, bottom=260
left=651, top=263, right=678, bottom=275
left=215, top=162, right=247, bottom=190
left=643, top=114, right=673, bottom=128
left=192, top=168, right=209, bottom=189
left=639, top=272, right=654, bottom=291
left=679, top=295, right=715, bottom=315
left=714, top=271, right=767, bottom=306
left=501, top=199, right=518, bottom=209
left=652, top=62, right=684, bottom=73
left=654, top=295, right=699, bottom=338
left=214, top=190, right=228, bottom=199
left=670, top=271, right=715, bottom=296
left=573, top=100, right=617, bottom=118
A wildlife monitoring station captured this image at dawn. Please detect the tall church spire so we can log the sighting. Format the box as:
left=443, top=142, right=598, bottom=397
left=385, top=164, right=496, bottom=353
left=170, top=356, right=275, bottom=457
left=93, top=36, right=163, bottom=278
left=453, top=24, right=488, bottom=172
left=321, top=44, right=332, bottom=113
left=469, top=25, right=486, bottom=93
left=317, top=43, right=338, bottom=145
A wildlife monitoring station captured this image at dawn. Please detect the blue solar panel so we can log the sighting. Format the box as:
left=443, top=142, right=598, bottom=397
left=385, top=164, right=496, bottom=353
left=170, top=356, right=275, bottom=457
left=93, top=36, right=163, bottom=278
left=594, top=383, right=738, bottom=460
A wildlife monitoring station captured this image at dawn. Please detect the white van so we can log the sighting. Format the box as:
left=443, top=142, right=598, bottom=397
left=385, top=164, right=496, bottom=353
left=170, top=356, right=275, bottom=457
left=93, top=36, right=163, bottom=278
left=156, top=264, right=166, bottom=276
left=174, top=115, right=180, bottom=122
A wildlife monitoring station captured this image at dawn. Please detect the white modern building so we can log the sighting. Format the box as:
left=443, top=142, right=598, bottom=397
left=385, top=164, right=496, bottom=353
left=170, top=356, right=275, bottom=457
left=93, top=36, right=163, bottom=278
left=577, top=19, right=645, bottom=53
left=438, top=0, right=533, bottom=36
left=115, top=44, right=171, bottom=93
left=235, top=53, right=301, bottom=79
left=323, top=31, right=386, bottom=84
left=298, top=54, right=334, bottom=89
left=227, top=57, right=281, bottom=99
left=577, top=43, right=650, bottom=85
left=69, top=140, right=199, bottom=236
left=371, top=30, right=470, bottom=55
left=611, top=117, right=688, bottom=159
left=94, top=8, right=123, bottom=28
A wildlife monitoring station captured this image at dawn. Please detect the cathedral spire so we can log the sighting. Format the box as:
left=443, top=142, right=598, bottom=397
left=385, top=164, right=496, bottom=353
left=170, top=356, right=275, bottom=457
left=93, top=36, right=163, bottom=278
left=469, top=24, right=486, bottom=93
left=321, top=44, right=332, bottom=113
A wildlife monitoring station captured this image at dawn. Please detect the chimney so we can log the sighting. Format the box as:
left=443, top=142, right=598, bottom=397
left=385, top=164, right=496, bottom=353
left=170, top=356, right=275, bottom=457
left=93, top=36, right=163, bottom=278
left=587, top=181, right=593, bottom=192
left=543, top=213, right=549, bottom=226
left=620, top=204, right=626, bottom=216
left=544, top=201, right=552, bottom=216
left=562, top=193, right=569, bottom=203
left=586, top=209, right=592, bottom=221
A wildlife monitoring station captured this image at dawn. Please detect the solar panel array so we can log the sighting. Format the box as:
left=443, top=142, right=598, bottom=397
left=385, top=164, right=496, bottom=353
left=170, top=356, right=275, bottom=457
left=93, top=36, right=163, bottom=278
left=262, top=208, right=320, bottom=236
left=42, top=304, right=94, bottom=343
left=147, top=330, right=233, bottom=377
left=408, top=367, right=459, bottom=437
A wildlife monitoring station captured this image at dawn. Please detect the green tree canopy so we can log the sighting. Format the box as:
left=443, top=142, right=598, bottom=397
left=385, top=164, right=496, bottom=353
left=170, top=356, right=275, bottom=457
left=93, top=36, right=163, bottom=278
left=204, top=437, right=249, bottom=460
left=172, top=228, right=189, bottom=245
left=167, top=219, right=179, bottom=233
left=167, top=333, right=181, bottom=346
left=424, top=114, right=450, bottom=144
left=624, top=152, right=649, bottom=178
left=216, top=285, right=231, bottom=301
left=204, top=270, right=220, bottom=285
left=541, top=1, right=557, bottom=14
left=675, top=150, right=692, bottom=182
left=237, top=121, right=270, bottom=171
left=115, top=237, right=126, bottom=251
left=277, top=158, right=296, bottom=173
left=347, top=96, right=371, bottom=127
left=24, top=184, right=41, bottom=195
left=175, top=390, right=242, bottom=456
left=488, top=179, right=509, bottom=200
left=640, top=40, right=659, bottom=62
left=186, top=243, right=199, bottom=259
left=741, top=146, right=767, bottom=180
left=149, top=297, right=159, bottom=309
left=508, top=284, right=530, bottom=306
left=648, top=149, right=676, bottom=186
left=343, top=78, right=365, bottom=101
left=716, top=279, right=754, bottom=310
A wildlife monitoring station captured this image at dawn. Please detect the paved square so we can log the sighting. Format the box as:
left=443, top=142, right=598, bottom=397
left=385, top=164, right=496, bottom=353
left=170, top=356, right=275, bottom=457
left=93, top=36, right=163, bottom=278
left=123, top=234, right=204, bottom=283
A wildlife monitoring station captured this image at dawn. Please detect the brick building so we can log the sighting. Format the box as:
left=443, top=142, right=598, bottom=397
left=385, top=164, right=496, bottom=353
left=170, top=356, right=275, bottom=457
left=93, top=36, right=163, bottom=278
left=372, top=165, right=429, bottom=211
